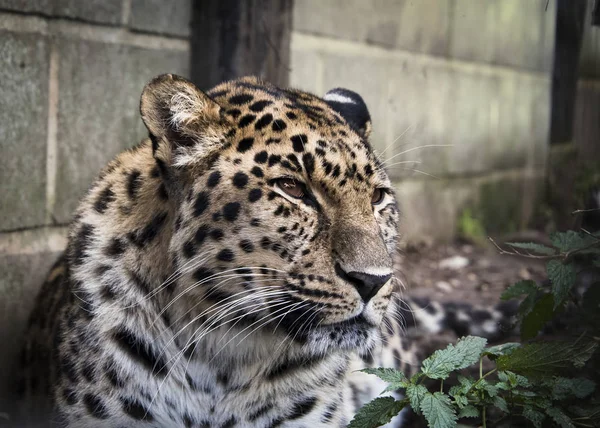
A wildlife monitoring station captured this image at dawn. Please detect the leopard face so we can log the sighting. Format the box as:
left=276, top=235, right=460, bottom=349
left=141, top=75, right=400, bottom=356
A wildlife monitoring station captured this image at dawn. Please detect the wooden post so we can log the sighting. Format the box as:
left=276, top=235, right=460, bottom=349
left=190, top=0, right=293, bottom=90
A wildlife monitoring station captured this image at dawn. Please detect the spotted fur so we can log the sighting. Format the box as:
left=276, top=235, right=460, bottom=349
left=18, top=75, right=509, bottom=427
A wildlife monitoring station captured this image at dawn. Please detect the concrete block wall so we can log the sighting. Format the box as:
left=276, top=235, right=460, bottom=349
left=0, top=0, right=190, bottom=409
left=290, top=0, right=556, bottom=242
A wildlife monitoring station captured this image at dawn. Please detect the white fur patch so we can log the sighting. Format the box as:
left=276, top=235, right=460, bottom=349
left=323, top=93, right=356, bottom=104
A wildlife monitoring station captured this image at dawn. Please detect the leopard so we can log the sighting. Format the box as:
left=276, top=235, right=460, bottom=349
left=16, top=74, right=513, bottom=428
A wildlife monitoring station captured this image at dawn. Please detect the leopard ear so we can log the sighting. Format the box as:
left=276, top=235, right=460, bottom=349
left=323, top=88, right=372, bottom=139
left=140, top=74, right=227, bottom=164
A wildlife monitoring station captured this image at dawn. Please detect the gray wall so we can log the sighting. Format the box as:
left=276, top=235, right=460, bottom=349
left=290, top=0, right=556, bottom=241
left=0, top=0, right=190, bottom=411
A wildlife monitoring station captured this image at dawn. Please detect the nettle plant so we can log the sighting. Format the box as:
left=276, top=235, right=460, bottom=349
left=350, top=229, right=600, bottom=428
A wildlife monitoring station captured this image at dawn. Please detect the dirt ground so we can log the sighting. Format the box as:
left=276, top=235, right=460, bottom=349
left=396, top=235, right=548, bottom=310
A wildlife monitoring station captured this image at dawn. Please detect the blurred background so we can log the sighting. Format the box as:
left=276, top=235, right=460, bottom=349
left=1, top=0, right=599, bottom=416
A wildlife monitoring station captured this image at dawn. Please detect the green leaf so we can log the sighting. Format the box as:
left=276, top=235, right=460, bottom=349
left=420, top=392, right=457, bottom=428
left=347, top=397, right=407, bottom=428
left=518, top=292, right=538, bottom=317
left=406, top=384, right=428, bottom=416
left=550, top=230, right=597, bottom=252
left=451, top=394, right=468, bottom=409
left=506, top=241, right=556, bottom=255
left=483, top=342, right=520, bottom=359
left=421, top=336, right=487, bottom=380
left=496, top=340, right=598, bottom=377
left=493, top=396, right=509, bottom=413
left=520, top=293, right=556, bottom=341
left=545, top=407, right=575, bottom=428
left=547, top=260, right=576, bottom=309
left=522, top=406, right=545, bottom=428
left=501, top=280, right=538, bottom=301
left=550, top=377, right=596, bottom=399
left=360, top=368, right=409, bottom=392
left=457, top=405, right=479, bottom=419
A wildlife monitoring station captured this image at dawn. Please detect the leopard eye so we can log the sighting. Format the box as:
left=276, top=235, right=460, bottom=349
left=277, top=177, right=305, bottom=199
left=371, top=188, right=385, bottom=205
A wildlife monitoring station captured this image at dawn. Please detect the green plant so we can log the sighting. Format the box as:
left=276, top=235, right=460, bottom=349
left=457, top=208, right=486, bottom=244
left=350, top=229, right=600, bottom=428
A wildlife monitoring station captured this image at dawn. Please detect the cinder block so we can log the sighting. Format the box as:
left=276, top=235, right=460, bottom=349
left=293, top=0, right=402, bottom=49
left=53, top=0, right=123, bottom=25
left=450, top=0, right=554, bottom=72
left=386, top=59, right=549, bottom=178
left=0, top=249, right=62, bottom=412
left=289, top=47, right=321, bottom=95
left=0, top=31, right=48, bottom=231
left=394, top=171, right=543, bottom=243
left=0, top=0, right=51, bottom=14
left=394, top=0, right=453, bottom=57
left=129, top=0, right=190, bottom=37
left=53, top=38, right=189, bottom=222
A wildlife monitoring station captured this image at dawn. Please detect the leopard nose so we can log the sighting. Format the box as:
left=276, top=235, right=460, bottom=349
left=335, top=263, right=392, bottom=303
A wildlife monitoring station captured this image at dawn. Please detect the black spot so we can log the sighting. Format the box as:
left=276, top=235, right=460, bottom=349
left=83, top=393, right=110, bottom=419
left=193, top=268, right=215, bottom=283
left=229, top=94, right=253, bottom=105
left=62, top=387, right=78, bottom=405
left=227, top=108, right=242, bottom=119
left=105, top=237, right=126, bottom=257
left=232, top=172, right=249, bottom=189
left=302, top=153, right=315, bottom=179
left=81, top=362, right=96, bottom=382
left=210, top=228, right=224, bottom=241
left=113, top=327, right=167, bottom=376
left=127, top=170, right=142, bottom=200
left=248, top=188, right=262, bottom=202
left=217, top=249, right=235, bottom=262
left=94, top=186, right=115, bottom=213
left=272, top=119, right=287, bottom=131
left=183, top=240, right=196, bottom=258
left=238, top=114, right=256, bottom=128
left=251, top=166, right=264, bottom=178
left=194, top=192, right=210, bottom=216
left=288, top=396, right=318, bottom=419
left=157, top=183, right=168, bottom=201
left=128, top=212, right=168, bottom=247
left=290, top=134, right=307, bottom=152
left=237, top=138, right=254, bottom=153
left=260, top=237, right=271, bottom=249
left=254, top=151, right=268, bottom=164
left=255, top=113, right=273, bottom=130
left=195, top=225, right=209, bottom=245
left=239, top=240, right=254, bottom=253
left=207, top=171, right=221, bottom=188
left=106, top=367, right=125, bottom=388
left=250, top=218, right=261, bottom=226
left=249, top=100, right=273, bottom=112
left=268, top=154, right=281, bottom=167
left=122, top=397, right=153, bottom=421
left=220, top=416, right=237, bottom=428
left=223, top=202, right=241, bottom=222
left=72, top=223, right=94, bottom=266
left=286, top=111, right=297, bottom=120
left=248, top=403, right=273, bottom=421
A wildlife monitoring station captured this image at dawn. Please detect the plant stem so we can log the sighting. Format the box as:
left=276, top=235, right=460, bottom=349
left=482, top=407, right=487, bottom=428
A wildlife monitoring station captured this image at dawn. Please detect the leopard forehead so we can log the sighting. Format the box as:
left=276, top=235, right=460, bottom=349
left=206, top=77, right=391, bottom=197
